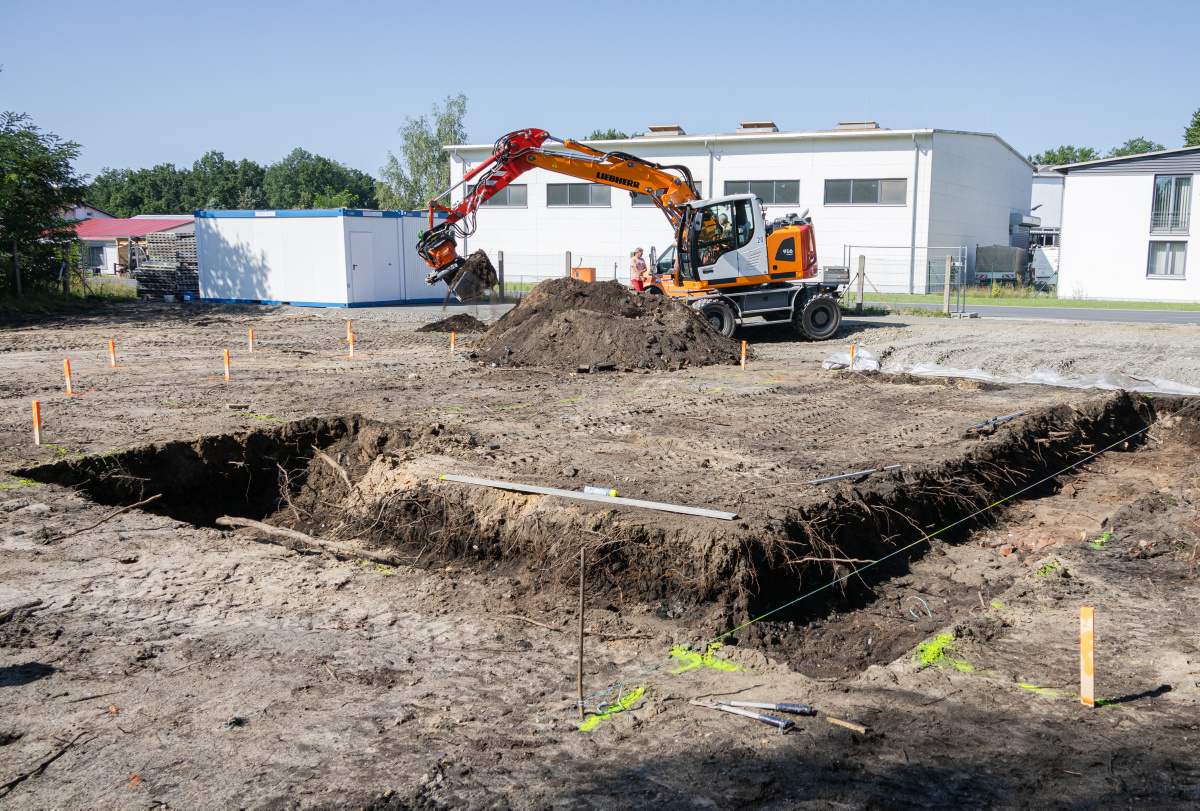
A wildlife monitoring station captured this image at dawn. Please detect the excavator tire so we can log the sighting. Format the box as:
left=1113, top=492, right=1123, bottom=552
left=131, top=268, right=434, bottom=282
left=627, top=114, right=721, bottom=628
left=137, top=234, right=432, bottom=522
left=697, top=299, right=737, bottom=338
left=794, top=293, right=841, bottom=341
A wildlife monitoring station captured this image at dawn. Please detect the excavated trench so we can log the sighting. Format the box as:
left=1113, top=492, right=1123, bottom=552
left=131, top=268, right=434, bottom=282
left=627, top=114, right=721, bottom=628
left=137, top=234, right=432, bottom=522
left=20, top=391, right=1195, bottom=676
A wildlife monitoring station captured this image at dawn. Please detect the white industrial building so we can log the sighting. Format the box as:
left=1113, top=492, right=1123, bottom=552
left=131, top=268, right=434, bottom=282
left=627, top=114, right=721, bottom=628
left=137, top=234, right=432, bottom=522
left=1057, top=145, right=1198, bottom=302
left=1031, top=167, right=1065, bottom=228
left=195, top=209, right=447, bottom=306
left=445, top=122, right=1034, bottom=288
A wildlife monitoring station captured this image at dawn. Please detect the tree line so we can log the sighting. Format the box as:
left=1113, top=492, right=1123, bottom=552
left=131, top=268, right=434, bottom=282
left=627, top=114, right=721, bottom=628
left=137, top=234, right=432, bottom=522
left=1030, top=107, right=1200, bottom=165
left=86, top=147, right=378, bottom=217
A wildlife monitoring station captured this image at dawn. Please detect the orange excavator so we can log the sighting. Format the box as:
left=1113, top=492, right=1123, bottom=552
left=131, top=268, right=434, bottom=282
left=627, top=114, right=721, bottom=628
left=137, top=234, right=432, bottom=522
left=417, top=128, right=844, bottom=340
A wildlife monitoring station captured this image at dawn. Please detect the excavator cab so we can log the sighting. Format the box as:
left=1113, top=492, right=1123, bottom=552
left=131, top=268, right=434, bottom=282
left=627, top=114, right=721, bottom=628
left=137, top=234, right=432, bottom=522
left=677, top=194, right=766, bottom=285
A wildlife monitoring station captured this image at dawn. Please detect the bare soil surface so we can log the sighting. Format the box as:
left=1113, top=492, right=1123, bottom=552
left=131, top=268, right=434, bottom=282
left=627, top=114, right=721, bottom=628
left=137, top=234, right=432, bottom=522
left=1, top=300, right=1199, bottom=808
left=473, top=278, right=742, bottom=371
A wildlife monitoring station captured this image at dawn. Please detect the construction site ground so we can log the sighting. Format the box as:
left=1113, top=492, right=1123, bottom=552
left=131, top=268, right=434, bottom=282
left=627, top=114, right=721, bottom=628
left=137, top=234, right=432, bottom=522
left=1, top=301, right=1198, bottom=809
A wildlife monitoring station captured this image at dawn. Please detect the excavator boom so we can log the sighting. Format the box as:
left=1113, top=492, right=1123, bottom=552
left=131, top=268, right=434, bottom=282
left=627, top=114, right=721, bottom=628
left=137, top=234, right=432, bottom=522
left=417, top=129, right=701, bottom=300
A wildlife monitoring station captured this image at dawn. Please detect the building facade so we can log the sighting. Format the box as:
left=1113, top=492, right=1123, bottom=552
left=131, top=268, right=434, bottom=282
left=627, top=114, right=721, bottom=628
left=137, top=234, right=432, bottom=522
left=1057, top=146, right=1198, bottom=301
left=445, top=124, right=1034, bottom=287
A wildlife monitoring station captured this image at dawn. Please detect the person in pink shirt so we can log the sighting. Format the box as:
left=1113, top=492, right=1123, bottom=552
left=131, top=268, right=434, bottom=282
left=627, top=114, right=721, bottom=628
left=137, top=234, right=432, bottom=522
left=630, top=248, right=649, bottom=292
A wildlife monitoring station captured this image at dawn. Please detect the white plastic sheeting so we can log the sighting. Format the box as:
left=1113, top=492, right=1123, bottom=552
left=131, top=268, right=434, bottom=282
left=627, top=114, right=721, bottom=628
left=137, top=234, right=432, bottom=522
left=822, top=349, right=881, bottom=371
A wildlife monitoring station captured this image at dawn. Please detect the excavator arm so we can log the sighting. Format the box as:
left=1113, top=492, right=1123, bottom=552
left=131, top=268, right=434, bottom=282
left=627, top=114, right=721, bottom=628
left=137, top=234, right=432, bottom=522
left=417, top=129, right=702, bottom=300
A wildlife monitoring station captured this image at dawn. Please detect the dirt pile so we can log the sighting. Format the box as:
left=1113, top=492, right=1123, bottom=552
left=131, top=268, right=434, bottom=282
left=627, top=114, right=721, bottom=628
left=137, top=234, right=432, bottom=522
left=416, top=313, right=489, bottom=333
left=471, top=277, right=741, bottom=370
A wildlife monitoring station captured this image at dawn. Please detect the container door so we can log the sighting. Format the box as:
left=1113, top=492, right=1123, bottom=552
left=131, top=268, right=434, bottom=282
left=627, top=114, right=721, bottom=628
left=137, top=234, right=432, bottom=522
left=349, top=231, right=375, bottom=304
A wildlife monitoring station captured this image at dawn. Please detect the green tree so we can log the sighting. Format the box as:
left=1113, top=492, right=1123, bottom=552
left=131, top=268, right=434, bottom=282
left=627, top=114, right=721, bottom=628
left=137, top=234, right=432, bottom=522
left=1107, top=137, right=1164, bottom=157
left=1185, top=107, right=1200, bottom=146
left=376, top=93, right=467, bottom=210
left=263, top=148, right=376, bottom=210
left=0, top=112, right=87, bottom=295
left=86, top=163, right=195, bottom=216
left=1028, top=145, right=1100, bottom=165
left=312, top=186, right=360, bottom=209
left=586, top=128, right=629, bottom=140
left=189, top=151, right=267, bottom=210
left=236, top=186, right=267, bottom=209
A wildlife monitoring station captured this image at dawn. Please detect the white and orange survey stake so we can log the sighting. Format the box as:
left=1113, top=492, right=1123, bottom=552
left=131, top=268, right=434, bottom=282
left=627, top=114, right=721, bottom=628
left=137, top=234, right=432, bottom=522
left=249, top=329, right=255, bottom=353
left=223, top=349, right=231, bottom=381
left=849, top=344, right=857, bottom=372
left=348, top=330, right=355, bottom=358
left=450, top=332, right=456, bottom=353
left=346, top=320, right=352, bottom=343
left=32, top=400, right=41, bottom=446
left=1080, top=606, right=1095, bottom=707
left=108, top=340, right=117, bottom=368
left=740, top=340, right=747, bottom=370
left=63, top=359, right=73, bottom=394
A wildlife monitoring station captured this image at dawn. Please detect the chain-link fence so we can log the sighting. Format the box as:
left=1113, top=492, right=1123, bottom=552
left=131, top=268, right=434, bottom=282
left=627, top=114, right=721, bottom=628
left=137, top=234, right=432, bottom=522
left=839, top=245, right=968, bottom=313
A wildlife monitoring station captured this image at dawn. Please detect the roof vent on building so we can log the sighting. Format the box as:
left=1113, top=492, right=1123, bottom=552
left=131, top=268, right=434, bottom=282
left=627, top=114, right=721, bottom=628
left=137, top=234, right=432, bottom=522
left=646, top=125, right=686, bottom=136
left=737, top=121, right=779, bottom=133
left=835, top=121, right=881, bottom=130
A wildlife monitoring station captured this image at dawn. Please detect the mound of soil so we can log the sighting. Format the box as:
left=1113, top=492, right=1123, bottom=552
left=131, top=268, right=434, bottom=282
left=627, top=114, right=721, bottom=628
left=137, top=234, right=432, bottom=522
left=416, top=313, right=489, bottom=333
left=471, top=277, right=741, bottom=370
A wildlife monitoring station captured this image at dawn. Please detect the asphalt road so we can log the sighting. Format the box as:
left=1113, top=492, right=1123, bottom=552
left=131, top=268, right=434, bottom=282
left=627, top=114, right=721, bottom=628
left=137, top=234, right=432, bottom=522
left=959, top=305, right=1200, bottom=324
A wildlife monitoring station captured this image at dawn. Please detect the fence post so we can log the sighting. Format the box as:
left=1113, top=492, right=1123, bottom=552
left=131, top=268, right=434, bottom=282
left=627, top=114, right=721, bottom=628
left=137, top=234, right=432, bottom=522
left=943, top=255, right=952, bottom=314
left=497, top=250, right=505, bottom=302
left=856, top=255, right=866, bottom=314
left=565, top=251, right=572, bottom=279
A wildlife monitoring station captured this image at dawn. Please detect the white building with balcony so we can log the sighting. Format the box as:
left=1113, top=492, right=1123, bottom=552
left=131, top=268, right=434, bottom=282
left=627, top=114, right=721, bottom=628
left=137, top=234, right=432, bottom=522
left=444, top=122, right=1034, bottom=288
left=1057, top=145, right=1199, bottom=301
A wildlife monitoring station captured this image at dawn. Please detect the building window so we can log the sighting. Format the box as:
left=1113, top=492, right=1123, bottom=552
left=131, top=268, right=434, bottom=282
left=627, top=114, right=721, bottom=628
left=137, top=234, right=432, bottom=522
left=824, top=178, right=907, bottom=205
left=632, top=182, right=700, bottom=205
left=1151, top=175, right=1191, bottom=233
left=547, top=184, right=611, bottom=206
left=467, top=184, right=527, bottom=206
left=1147, top=241, right=1187, bottom=277
left=724, top=180, right=799, bottom=205
left=88, top=245, right=105, bottom=267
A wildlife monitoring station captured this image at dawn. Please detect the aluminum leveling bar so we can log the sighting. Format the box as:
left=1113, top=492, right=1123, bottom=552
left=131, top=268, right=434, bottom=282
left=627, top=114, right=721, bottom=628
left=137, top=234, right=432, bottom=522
left=438, top=475, right=739, bottom=521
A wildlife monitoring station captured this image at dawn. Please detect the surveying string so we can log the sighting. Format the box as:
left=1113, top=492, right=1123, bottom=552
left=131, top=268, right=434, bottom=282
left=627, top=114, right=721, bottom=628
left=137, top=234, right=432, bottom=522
left=580, top=396, right=1200, bottom=709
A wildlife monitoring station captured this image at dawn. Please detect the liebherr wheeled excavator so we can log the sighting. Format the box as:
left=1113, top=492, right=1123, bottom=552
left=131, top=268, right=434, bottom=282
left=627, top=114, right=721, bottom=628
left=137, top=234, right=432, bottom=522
left=416, top=128, right=844, bottom=340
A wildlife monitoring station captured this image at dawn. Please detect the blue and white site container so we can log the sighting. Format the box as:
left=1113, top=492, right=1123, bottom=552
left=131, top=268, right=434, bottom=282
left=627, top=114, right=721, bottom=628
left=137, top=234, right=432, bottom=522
left=195, top=208, right=449, bottom=306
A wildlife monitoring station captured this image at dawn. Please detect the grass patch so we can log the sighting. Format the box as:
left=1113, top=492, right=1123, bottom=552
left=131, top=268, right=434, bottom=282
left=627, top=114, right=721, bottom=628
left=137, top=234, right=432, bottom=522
left=668, top=643, right=741, bottom=674
left=897, top=306, right=950, bottom=318
left=990, top=600, right=1007, bottom=610
left=1089, top=531, right=1112, bottom=550
left=1, top=476, right=36, bottom=490
left=1035, top=561, right=1061, bottom=577
left=579, top=686, right=646, bottom=732
left=913, top=633, right=973, bottom=671
left=238, top=412, right=282, bottom=422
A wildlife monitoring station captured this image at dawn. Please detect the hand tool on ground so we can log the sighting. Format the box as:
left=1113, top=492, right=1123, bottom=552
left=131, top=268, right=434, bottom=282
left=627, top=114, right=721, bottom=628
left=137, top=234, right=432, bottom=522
left=690, top=699, right=793, bottom=733
left=716, top=699, right=814, bottom=716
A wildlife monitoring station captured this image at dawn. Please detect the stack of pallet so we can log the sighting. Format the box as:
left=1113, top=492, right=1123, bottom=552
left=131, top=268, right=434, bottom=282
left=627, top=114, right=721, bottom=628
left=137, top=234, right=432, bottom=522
left=134, top=233, right=199, bottom=299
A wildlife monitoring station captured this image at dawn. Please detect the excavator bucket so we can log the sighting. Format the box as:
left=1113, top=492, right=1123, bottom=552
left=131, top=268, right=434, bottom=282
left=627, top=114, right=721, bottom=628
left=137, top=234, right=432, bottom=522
left=443, top=250, right=498, bottom=303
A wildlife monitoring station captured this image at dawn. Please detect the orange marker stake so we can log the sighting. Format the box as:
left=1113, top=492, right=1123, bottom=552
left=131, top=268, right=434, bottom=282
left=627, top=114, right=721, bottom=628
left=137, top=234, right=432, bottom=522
left=32, top=400, right=41, bottom=446
left=1080, top=606, right=1095, bottom=707
left=63, top=359, right=73, bottom=394
left=450, top=332, right=456, bottom=354
left=348, top=331, right=355, bottom=358
left=223, top=349, right=231, bottom=381
left=346, top=320, right=352, bottom=343
left=109, top=340, right=117, bottom=368
left=249, top=329, right=255, bottom=353
left=740, top=340, right=747, bottom=370
left=849, top=344, right=856, bottom=372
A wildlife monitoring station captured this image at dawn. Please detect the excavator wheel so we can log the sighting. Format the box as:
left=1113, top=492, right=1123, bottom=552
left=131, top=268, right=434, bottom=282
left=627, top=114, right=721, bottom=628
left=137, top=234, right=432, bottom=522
left=697, top=299, right=737, bottom=338
left=794, top=293, right=841, bottom=341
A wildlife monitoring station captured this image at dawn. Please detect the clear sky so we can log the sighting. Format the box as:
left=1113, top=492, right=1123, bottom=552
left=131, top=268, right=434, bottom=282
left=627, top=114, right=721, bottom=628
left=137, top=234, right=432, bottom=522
left=3, top=0, right=1197, bottom=178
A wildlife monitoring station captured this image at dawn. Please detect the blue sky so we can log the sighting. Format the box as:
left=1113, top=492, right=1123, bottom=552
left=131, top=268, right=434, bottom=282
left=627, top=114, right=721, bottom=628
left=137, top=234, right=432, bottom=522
left=3, top=0, right=1197, bottom=178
